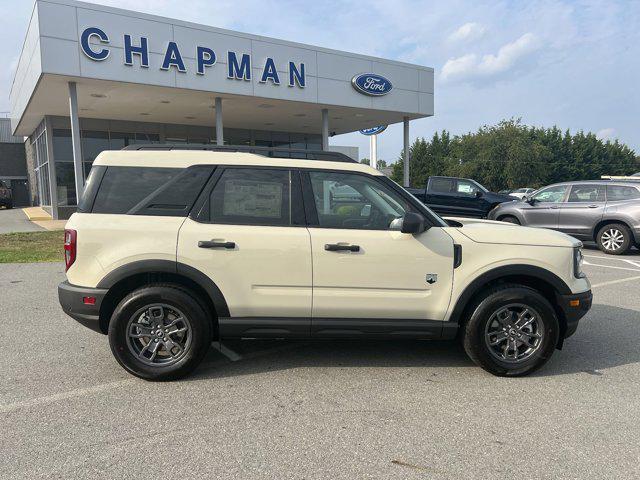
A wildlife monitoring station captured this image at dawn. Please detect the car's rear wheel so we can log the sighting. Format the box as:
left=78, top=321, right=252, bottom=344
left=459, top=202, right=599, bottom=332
left=461, top=285, right=559, bottom=376
left=108, top=284, right=212, bottom=380
left=597, top=223, right=632, bottom=255
left=499, top=215, right=520, bottom=225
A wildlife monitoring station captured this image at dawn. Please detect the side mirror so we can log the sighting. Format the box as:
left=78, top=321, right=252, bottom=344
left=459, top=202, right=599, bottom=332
left=401, top=212, right=426, bottom=234
left=475, top=190, right=483, bottom=198
left=526, top=197, right=537, bottom=205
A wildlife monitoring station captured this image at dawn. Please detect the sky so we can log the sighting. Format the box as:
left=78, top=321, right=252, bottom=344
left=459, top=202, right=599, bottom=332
left=1, top=0, right=639, bottom=163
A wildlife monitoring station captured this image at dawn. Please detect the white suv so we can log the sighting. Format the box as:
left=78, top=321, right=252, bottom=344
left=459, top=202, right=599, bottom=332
left=58, top=146, right=592, bottom=380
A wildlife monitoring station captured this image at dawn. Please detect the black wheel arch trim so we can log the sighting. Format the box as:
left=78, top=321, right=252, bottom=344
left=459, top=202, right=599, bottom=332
left=448, top=264, right=572, bottom=323
left=96, top=260, right=230, bottom=318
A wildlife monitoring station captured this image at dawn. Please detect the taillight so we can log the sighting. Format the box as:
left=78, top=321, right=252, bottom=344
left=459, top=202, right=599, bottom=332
left=64, top=229, right=77, bottom=272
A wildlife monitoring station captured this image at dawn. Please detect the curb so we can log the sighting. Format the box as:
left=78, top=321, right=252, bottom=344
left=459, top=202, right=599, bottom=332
left=21, top=207, right=51, bottom=221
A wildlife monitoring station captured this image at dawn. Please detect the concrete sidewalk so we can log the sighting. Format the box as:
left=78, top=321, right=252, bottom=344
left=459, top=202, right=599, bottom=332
left=0, top=208, right=45, bottom=233
left=0, top=208, right=66, bottom=234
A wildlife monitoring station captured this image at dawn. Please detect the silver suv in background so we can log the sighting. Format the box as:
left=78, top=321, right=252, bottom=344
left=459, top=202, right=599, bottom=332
left=488, top=181, right=640, bottom=254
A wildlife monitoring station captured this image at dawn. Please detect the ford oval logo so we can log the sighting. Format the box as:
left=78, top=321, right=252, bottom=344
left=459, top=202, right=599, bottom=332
left=359, top=125, right=387, bottom=135
left=351, top=73, right=393, bottom=96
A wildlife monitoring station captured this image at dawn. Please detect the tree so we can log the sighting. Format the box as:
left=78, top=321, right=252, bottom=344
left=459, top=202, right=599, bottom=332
left=360, top=158, right=388, bottom=167
left=390, top=120, right=637, bottom=189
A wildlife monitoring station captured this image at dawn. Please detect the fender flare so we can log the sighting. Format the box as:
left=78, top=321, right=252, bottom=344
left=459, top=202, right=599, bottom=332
left=448, top=264, right=571, bottom=323
left=96, top=260, right=230, bottom=318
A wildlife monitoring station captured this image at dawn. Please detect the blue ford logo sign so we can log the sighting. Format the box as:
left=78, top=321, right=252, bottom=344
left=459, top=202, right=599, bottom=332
left=359, top=125, right=387, bottom=135
left=351, top=73, right=393, bottom=96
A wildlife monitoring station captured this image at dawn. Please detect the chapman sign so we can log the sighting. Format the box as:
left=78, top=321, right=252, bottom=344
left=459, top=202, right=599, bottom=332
left=351, top=73, right=393, bottom=96
left=79, top=27, right=306, bottom=88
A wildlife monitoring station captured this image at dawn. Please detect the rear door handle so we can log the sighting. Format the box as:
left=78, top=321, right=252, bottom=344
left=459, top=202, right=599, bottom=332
left=588, top=204, right=599, bottom=208
left=325, top=243, right=360, bottom=252
left=198, top=240, right=236, bottom=249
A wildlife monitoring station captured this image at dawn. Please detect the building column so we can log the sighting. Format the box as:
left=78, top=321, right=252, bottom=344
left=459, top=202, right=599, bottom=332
left=370, top=134, right=378, bottom=170
left=215, top=97, right=223, bottom=145
left=44, top=116, right=59, bottom=220
left=403, top=116, right=410, bottom=187
left=321, top=108, right=329, bottom=151
left=68, top=82, right=84, bottom=202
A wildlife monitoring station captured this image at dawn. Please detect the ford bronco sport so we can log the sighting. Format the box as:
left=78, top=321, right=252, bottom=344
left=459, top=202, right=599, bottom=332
left=58, top=145, right=592, bottom=380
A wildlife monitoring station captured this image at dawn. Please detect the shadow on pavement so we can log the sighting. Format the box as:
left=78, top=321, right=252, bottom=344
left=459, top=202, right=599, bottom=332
left=187, top=303, right=640, bottom=381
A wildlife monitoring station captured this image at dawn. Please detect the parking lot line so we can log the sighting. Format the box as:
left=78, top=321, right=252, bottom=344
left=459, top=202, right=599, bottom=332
left=583, top=260, right=640, bottom=272
left=0, top=379, right=136, bottom=415
left=590, top=274, right=640, bottom=289
left=211, top=341, right=243, bottom=361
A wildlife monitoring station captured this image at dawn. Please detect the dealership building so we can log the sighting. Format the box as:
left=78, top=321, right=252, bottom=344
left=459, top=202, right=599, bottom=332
left=10, top=0, right=434, bottom=219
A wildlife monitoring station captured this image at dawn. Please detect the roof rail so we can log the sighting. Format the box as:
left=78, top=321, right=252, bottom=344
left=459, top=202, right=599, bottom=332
left=122, top=143, right=357, bottom=163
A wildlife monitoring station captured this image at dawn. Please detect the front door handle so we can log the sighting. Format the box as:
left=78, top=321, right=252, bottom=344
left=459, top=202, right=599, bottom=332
left=198, top=240, right=236, bottom=249
left=587, top=204, right=599, bottom=208
left=325, top=243, right=360, bottom=252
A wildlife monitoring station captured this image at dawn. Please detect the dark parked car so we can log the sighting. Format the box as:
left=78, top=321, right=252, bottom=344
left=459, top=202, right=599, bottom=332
left=0, top=180, right=13, bottom=209
left=488, top=181, right=640, bottom=254
left=407, top=176, right=514, bottom=218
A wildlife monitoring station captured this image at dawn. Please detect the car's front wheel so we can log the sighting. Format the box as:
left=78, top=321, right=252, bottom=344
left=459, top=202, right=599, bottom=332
left=596, top=223, right=632, bottom=255
left=108, top=284, right=212, bottom=380
left=461, top=285, right=559, bottom=376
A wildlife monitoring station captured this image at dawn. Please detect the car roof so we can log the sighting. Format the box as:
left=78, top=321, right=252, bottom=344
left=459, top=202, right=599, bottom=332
left=93, top=150, right=383, bottom=176
left=543, top=180, right=640, bottom=188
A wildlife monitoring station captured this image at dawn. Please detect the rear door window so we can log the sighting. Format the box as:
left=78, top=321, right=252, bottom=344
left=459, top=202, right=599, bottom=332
left=429, top=178, right=454, bottom=193
left=567, top=184, right=605, bottom=202
left=207, top=168, right=293, bottom=226
left=606, top=185, right=640, bottom=201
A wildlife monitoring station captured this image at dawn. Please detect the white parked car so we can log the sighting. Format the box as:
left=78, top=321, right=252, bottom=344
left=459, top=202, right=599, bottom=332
left=58, top=146, right=592, bottom=380
left=509, top=188, right=535, bottom=200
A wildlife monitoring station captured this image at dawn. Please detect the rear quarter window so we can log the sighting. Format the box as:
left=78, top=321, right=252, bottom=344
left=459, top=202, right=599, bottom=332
left=90, top=166, right=213, bottom=215
left=607, top=185, right=640, bottom=201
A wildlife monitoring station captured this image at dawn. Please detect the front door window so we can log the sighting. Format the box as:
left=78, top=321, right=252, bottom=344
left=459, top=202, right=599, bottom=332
left=531, top=185, right=568, bottom=203
left=308, top=171, right=412, bottom=230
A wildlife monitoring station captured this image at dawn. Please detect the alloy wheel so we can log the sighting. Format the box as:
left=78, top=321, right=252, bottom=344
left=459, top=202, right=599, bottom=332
left=601, top=229, right=624, bottom=252
left=484, top=303, right=544, bottom=363
left=126, top=304, right=192, bottom=366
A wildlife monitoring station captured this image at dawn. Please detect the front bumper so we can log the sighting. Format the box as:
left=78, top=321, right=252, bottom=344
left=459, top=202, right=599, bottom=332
left=556, top=289, right=592, bottom=339
left=58, top=281, right=108, bottom=333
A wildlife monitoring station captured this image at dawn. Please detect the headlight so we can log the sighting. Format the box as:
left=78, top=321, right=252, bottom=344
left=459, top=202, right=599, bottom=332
left=573, top=247, right=585, bottom=278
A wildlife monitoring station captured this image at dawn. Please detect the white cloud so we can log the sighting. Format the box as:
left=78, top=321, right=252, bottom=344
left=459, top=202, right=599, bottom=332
left=440, top=33, right=540, bottom=83
left=448, top=22, right=486, bottom=43
left=596, top=128, right=616, bottom=141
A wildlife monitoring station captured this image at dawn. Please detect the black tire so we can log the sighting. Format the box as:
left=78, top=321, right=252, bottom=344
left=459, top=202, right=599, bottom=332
left=461, top=285, right=559, bottom=376
left=499, top=215, right=520, bottom=225
left=6, top=203, right=12, bottom=209
left=596, top=223, right=632, bottom=255
left=108, top=283, right=212, bottom=381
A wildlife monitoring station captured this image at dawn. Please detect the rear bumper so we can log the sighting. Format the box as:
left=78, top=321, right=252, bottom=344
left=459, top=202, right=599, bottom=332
left=58, top=281, right=108, bottom=334
left=556, top=289, right=592, bottom=339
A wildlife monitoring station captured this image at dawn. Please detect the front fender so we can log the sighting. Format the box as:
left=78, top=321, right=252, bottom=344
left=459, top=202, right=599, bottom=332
left=446, top=263, right=572, bottom=324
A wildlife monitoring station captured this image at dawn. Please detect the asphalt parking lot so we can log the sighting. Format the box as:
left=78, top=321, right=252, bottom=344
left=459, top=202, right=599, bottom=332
left=1, top=249, right=639, bottom=479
